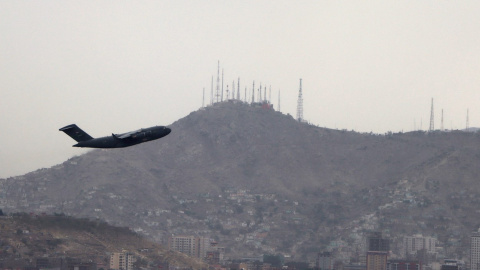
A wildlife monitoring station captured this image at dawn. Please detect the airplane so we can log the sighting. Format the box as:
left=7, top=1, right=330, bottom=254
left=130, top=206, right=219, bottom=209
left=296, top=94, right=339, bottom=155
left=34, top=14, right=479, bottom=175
left=59, top=124, right=171, bottom=148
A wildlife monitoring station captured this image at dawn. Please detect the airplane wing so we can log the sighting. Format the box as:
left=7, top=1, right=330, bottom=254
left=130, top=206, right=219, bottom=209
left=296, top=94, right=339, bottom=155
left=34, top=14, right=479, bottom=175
left=113, top=129, right=143, bottom=139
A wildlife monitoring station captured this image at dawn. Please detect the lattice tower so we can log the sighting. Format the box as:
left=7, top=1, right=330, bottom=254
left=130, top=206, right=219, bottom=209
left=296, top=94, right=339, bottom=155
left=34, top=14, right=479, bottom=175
left=296, top=79, right=304, bottom=122
left=467, top=109, right=470, bottom=130
left=429, top=98, right=434, bottom=131
left=215, top=61, right=220, bottom=103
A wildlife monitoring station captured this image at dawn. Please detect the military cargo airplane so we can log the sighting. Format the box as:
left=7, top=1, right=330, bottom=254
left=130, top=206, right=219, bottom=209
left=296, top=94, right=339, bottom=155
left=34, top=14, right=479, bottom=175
left=60, top=124, right=171, bottom=148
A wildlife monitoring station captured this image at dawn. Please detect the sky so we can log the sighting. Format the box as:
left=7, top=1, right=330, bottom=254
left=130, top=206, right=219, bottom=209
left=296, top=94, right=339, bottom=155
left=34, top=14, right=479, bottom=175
left=1, top=1, right=480, bottom=178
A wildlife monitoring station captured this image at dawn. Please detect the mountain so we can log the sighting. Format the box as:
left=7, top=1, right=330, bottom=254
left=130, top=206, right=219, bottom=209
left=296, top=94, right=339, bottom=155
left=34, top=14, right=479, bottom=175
left=1, top=101, right=480, bottom=262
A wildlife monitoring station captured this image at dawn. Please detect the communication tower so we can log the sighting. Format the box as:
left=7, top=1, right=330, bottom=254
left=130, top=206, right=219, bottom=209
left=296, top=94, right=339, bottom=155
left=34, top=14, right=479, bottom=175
left=259, top=83, right=262, bottom=101
left=215, top=61, right=220, bottom=103
left=429, top=98, right=434, bottom=132
left=441, top=109, right=444, bottom=131
left=296, top=79, right=304, bottom=122
left=269, top=86, right=271, bottom=103
left=221, top=69, right=224, bottom=102
left=237, top=78, right=241, bottom=100
left=278, top=90, right=281, bottom=112
left=252, top=81, right=255, bottom=103
left=467, top=109, right=470, bottom=131
left=211, top=76, right=214, bottom=105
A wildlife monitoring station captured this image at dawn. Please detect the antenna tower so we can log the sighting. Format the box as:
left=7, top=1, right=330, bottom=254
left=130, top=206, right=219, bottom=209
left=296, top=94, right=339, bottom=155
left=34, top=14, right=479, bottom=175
left=252, top=81, right=255, bottom=103
left=278, top=90, right=281, bottom=112
left=221, top=69, right=224, bottom=102
left=467, top=109, right=470, bottom=131
left=211, top=76, right=214, bottom=105
left=296, top=79, right=304, bottom=122
left=441, top=109, right=444, bottom=131
left=215, top=61, right=220, bottom=103
left=237, top=78, right=241, bottom=100
left=259, top=83, right=262, bottom=101
left=429, top=98, right=434, bottom=132
left=232, top=80, right=235, bottom=100
left=269, top=86, right=271, bottom=103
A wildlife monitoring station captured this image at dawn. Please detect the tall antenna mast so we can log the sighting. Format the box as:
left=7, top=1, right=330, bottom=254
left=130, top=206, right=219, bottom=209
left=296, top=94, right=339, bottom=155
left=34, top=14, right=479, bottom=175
left=244, top=86, right=247, bottom=103
left=269, top=86, right=271, bottom=103
left=278, top=90, right=281, bottom=112
left=297, top=78, right=304, bottom=122
left=252, top=81, right=255, bottom=103
left=211, top=75, right=214, bottom=105
left=429, top=98, right=434, bottom=132
left=215, top=61, right=220, bottom=103
left=441, top=109, right=444, bottom=131
left=467, top=109, right=470, bottom=131
left=221, top=68, right=224, bottom=102
left=264, top=86, right=267, bottom=102
left=259, top=83, right=262, bottom=101
left=237, top=78, right=241, bottom=100
left=232, top=80, right=235, bottom=100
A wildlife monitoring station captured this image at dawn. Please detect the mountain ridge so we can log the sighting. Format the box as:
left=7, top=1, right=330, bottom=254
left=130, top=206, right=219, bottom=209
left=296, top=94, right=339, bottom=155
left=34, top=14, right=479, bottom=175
left=2, top=101, right=480, bottom=261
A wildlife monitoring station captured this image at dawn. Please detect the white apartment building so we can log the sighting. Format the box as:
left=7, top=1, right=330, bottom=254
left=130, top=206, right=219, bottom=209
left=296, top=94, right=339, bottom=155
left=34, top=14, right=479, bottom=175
left=471, top=231, right=480, bottom=270
left=404, top=235, right=437, bottom=256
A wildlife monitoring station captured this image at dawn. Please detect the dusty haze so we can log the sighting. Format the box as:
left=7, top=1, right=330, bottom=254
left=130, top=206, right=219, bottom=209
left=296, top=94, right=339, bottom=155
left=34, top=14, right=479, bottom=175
left=1, top=1, right=480, bottom=178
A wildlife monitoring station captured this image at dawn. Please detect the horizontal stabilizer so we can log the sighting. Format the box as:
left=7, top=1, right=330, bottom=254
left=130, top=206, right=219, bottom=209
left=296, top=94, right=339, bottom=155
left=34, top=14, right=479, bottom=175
left=59, top=124, right=93, bottom=142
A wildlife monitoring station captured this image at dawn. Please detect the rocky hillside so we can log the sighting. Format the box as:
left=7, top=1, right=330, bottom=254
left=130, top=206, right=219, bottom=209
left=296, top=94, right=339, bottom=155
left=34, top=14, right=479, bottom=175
left=1, top=101, right=480, bottom=261
left=0, top=214, right=206, bottom=269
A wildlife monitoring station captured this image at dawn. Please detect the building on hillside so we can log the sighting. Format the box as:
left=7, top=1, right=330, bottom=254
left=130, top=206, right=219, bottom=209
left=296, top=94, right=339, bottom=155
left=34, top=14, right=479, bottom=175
left=368, top=232, right=390, bottom=252
left=110, top=251, right=134, bottom=270
left=317, top=252, right=333, bottom=270
left=404, top=235, right=437, bottom=257
left=168, top=235, right=210, bottom=259
left=441, top=259, right=463, bottom=270
left=366, top=232, right=389, bottom=270
left=471, top=231, right=480, bottom=270
left=387, top=260, right=421, bottom=270
left=366, top=251, right=388, bottom=270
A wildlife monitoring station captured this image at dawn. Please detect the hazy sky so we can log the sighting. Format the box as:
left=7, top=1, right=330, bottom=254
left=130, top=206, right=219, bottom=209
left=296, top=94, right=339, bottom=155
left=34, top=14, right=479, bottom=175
left=1, top=1, right=480, bottom=178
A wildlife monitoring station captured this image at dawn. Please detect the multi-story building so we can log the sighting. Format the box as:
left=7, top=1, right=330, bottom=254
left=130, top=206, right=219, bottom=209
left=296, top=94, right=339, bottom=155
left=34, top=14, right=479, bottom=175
left=110, top=251, right=134, bottom=270
left=168, top=235, right=210, bottom=258
left=317, top=252, right=333, bottom=270
left=368, top=232, right=390, bottom=252
left=471, top=231, right=480, bottom=270
left=366, top=232, right=389, bottom=270
left=367, top=251, right=388, bottom=270
left=441, top=259, right=463, bottom=270
left=404, top=235, right=436, bottom=256
left=168, top=235, right=199, bottom=257
left=387, top=260, right=421, bottom=270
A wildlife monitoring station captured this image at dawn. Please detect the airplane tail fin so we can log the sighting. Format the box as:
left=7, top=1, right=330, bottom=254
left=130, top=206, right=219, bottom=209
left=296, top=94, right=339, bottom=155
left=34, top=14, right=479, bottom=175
left=59, top=124, right=94, bottom=142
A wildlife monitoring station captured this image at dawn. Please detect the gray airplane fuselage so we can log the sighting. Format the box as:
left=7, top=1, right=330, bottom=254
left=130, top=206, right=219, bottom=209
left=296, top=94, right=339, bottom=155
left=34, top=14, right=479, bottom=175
left=76, top=126, right=170, bottom=148
left=60, top=124, right=171, bottom=149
